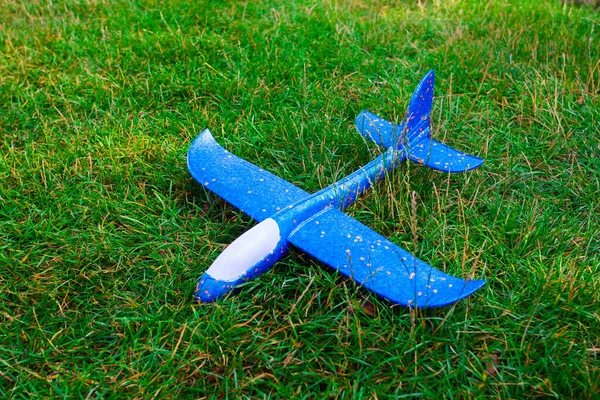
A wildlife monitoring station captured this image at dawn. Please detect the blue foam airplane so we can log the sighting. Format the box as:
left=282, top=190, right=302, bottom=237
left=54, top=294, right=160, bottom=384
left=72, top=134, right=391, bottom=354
left=188, top=71, right=486, bottom=308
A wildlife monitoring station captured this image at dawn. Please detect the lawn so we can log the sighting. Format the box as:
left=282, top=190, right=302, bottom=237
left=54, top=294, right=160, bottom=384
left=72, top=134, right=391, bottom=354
left=1, top=0, right=599, bottom=397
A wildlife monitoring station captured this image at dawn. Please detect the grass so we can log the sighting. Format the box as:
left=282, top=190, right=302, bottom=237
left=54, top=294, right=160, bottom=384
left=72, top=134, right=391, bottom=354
left=1, top=0, right=599, bottom=397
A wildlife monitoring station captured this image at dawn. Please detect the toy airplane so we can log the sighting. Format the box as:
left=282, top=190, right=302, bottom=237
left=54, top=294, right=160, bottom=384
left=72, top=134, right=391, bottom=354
left=188, top=71, right=486, bottom=308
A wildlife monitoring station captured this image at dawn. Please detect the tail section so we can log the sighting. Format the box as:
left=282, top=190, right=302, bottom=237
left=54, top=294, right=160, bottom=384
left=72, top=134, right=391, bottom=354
left=355, top=70, right=484, bottom=173
left=355, top=70, right=434, bottom=148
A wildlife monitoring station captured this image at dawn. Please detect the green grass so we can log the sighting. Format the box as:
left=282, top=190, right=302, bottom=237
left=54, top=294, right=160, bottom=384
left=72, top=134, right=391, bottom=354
left=1, top=0, right=599, bottom=397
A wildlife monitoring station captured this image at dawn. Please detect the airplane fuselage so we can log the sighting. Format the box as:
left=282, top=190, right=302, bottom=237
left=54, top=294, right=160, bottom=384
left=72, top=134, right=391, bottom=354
left=196, top=146, right=410, bottom=302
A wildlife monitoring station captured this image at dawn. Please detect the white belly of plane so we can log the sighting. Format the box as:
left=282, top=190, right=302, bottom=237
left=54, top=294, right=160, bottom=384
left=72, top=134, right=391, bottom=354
left=205, top=218, right=282, bottom=281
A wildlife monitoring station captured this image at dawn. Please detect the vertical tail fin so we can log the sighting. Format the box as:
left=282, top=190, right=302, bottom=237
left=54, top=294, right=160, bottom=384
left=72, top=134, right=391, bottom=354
left=404, top=70, right=434, bottom=143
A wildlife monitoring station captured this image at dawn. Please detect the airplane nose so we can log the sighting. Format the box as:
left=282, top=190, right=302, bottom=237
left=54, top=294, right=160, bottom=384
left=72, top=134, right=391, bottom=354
left=194, top=272, right=235, bottom=302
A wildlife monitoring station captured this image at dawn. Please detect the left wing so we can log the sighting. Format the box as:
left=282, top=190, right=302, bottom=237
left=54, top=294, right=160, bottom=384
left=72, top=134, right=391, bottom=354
left=187, top=129, right=309, bottom=221
left=288, top=208, right=485, bottom=308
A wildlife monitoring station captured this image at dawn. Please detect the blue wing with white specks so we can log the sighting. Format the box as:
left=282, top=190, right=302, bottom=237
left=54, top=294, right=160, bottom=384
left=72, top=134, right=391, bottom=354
left=288, top=208, right=485, bottom=308
left=187, top=129, right=309, bottom=221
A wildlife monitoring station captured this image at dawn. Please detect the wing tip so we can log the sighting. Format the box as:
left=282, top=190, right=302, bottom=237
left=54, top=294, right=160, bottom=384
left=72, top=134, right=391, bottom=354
left=413, top=278, right=486, bottom=309
left=190, top=128, right=215, bottom=149
left=187, top=128, right=221, bottom=175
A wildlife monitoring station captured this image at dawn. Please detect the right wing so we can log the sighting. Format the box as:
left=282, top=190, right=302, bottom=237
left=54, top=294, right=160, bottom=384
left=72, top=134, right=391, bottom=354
left=187, top=129, right=309, bottom=221
left=288, top=207, right=485, bottom=308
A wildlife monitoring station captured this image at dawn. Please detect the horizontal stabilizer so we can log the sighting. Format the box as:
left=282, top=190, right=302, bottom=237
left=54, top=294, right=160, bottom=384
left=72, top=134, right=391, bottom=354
left=288, top=208, right=485, bottom=308
left=355, top=109, right=405, bottom=149
left=356, top=111, right=484, bottom=173
left=187, top=129, right=308, bottom=221
left=408, top=137, right=484, bottom=172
